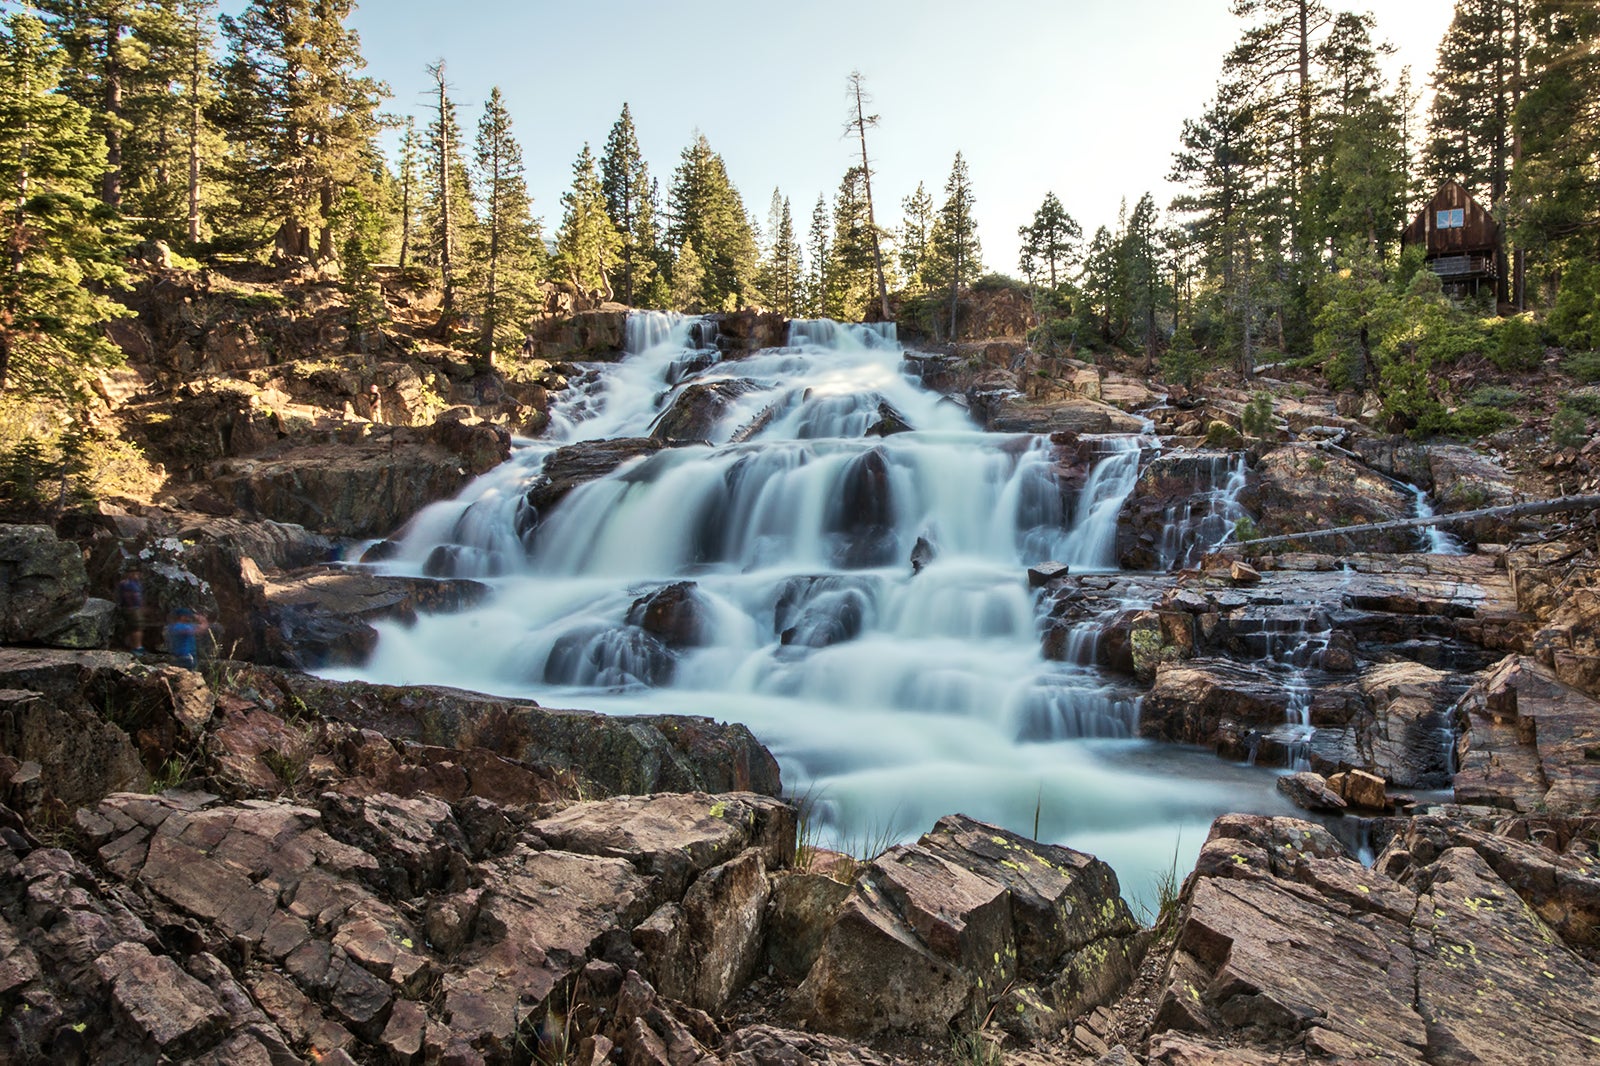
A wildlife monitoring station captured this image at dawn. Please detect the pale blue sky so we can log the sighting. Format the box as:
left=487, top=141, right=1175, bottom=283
left=255, top=1, right=1458, bottom=269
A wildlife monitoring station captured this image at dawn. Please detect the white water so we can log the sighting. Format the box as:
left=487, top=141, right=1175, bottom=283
left=1410, top=485, right=1467, bottom=555
left=337, top=313, right=1300, bottom=901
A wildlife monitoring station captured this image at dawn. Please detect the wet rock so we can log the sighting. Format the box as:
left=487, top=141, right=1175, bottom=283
left=1275, top=771, right=1347, bottom=813
left=522, top=437, right=670, bottom=528
left=0, top=525, right=89, bottom=644
left=1307, top=662, right=1462, bottom=789
left=863, top=401, right=912, bottom=437
left=829, top=448, right=898, bottom=569
left=1028, top=561, right=1069, bottom=587
left=651, top=379, right=766, bottom=442
left=909, top=536, right=936, bottom=574
left=627, top=581, right=708, bottom=649
left=1140, top=659, right=1293, bottom=745
left=709, top=309, right=788, bottom=356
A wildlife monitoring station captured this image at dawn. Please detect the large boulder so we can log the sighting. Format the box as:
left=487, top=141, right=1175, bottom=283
left=792, top=815, right=1142, bottom=1041
left=650, top=379, right=766, bottom=442
left=0, top=525, right=89, bottom=644
left=1453, top=654, right=1600, bottom=813
left=977, top=393, right=1148, bottom=435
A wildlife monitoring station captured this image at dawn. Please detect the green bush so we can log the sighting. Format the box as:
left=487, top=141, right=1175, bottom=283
left=1241, top=391, right=1275, bottom=437
left=1468, top=385, right=1523, bottom=407
left=1564, top=350, right=1600, bottom=383
left=1441, top=405, right=1517, bottom=438
left=1552, top=402, right=1590, bottom=449
left=1160, top=323, right=1205, bottom=387
left=1487, top=313, right=1542, bottom=371
left=1565, top=393, right=1600, bottom=418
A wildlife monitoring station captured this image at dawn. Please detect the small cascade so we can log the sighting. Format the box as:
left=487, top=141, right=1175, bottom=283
left=1410, top=485, right=1467, bottom=555
left=1232, top=604, right=1335, bottom=770
left=1059, top=435, right=1151, bottom=572
left=1158, top=454, right=1248, bottom=570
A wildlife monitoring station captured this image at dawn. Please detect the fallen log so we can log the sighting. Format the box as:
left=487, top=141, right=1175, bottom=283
left=1232, top=494, right=1600, bottom=551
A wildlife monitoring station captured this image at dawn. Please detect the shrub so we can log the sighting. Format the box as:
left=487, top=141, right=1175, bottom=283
left=1241, top=391, right=1275, bottom=437
left=1442, top=405, right=1517, bottom=438
left=1487, top=314, right=1542, bottom=371
left=1160, top=323, right=1205, bottom=387
left=1564, top=350, right=1600, bottom=383
left=1550, top=260, right=1600, bottom=351
left=1468, top=385, right=1523, bottom=407
left=1552, top=402, right=1590, bottom=450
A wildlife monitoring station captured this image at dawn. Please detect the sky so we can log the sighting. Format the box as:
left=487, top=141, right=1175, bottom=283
left=248, top=0, right=1458, bottom=272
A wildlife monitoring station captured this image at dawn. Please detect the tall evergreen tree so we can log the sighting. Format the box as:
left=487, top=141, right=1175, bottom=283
left=395, top=115, right=419, bottom=268
left=1512, top=0, right=1600, bottom=267
left=600, top=102, right=659, bottom=307
left=1018, top=191, right=1081, bottom=290
left=471, top=86, right=544, bottom=360
left=927, top=152, right=982, bottom=339
left=1313, top=12, right=1407, bottom=255
left=827, top=165, right=879, bottom=320
left=665, top=133, right=758, bottom=311
left=556, top=143, right=620, bottom=296
left=898, top=182, right=935, bottom=295
left=0, top=13, right=130, bottom=396
left=215, top=0, right=384, bottom=262
left=758, top=189, right=802, bottom=317
left=803, top=193, right=830, bottom=317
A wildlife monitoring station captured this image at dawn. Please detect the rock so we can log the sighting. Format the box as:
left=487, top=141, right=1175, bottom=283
left=1275, top=771, right=1347, bottom=813
left=0, top=525, right=89, bottom=644
left=764, top=871, right=852, bottom=981
left=0, top=678, right=147, bottom=812
left=793, top=815, right=1141, bottom=1040
left=1453, top=654, right=1600, bottom=813
left=1341, top=769, right=1388, bottom=809
left=980, top=393, right=1148, bottom=435
left=909, top=536, right=936, bottom=574
left=525, top=308, right=628, bottom=361
left=1140, top=659, right=1293, bottom=745
left=521, top=437, right=670, bottom=535
left=634, top=849, right=769, bottom=1013
left=94, top=942, right=229, bottom=1055
left=651, top=379, right=766, bottom=442
left=1308, top=662, right=1462, bottom=788
left=710, top=309, right=789, bottom=355
left=1028, top=562, right=1069, bottom=588
left=1227, top=561, right=1260, bottom=585
left=829, top=448, right=898, bottom=569
left=1149, top=813, right=1600, bottom=1065
left=724, top=1024, right=914, bottom=1065
left=43, top=597, right=115, bottom=649
left=627, top=581, right=707, bottom=649
left=1239, top=446, right=1415, bottom=553
left=863, top=401, right=912, bottom=437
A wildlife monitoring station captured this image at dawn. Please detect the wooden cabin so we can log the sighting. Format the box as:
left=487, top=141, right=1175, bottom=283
left=1401, top=182, right=1501, bottom=298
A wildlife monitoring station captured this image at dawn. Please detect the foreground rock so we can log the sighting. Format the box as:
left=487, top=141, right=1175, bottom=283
left=1147, top=812, right=1600, bottom=1064
left=792, top=815, right=1145, bottom=1041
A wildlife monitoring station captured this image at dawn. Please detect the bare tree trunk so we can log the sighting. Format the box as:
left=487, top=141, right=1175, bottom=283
left=1234, top=495, right=1600, bottom=550
left=187, top=27, right=201, bottom=245
left=429, top=63, right=455, bottom=312
left=847, top=73, right=891, bottom=322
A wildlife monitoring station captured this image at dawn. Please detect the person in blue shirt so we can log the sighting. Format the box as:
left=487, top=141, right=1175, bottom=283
left=166, top=607, right=210, bottom=670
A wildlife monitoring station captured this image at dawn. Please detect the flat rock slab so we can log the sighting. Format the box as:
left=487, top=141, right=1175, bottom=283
left=1150, top=813, right=1600, bottom=1065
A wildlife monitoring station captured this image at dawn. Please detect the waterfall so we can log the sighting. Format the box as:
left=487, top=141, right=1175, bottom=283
left=1158, top=453, right=1248, bottom=569
left=340, top=313, right=1294, bottom=897
left=1410, top=485, right=1467, bottom=555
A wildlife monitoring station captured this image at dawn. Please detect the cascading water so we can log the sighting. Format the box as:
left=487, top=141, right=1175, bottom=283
left=339, top=312, right=1299, bottom=898
left=1158, top=454, right=1248, bottom=569
left=1410, top=485, right=1467, bottom=555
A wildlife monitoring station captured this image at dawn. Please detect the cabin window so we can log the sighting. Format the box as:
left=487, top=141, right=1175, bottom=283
left=1436, top=208, right=1465, bottom=229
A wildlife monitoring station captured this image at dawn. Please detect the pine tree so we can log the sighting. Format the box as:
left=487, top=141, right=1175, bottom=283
left=1512, top=0, right=1600, bottom=267
left=420, top=59, right=474, bottom=310
left=471, top=86, right=544, bottom=360
left=758, top=189, right=802, bottom=317
left=1123, top=193, right=1166, bottom=357
left=898, top=182, right=935, bottom=295
left=394, top=117, right=419, bottom=268
left=1018, top=191, right=1082, bottom=290
left=803, top=193, right=830, bottom=317
left=215, top=0, right=385, bottom=262
left=556, top=143, right=620, bottom=297
left=599, top=103, right=659, bottom=307
left=828, top=166, right=878, bottom=320
left=927, top=152, right=982, bottom=339
left=0, top=13, right=131, bottom=396
left=671, top=241, right=705, bottom=313
left=1313, top=12, right=1406, bottom=255
left=666, top=133, right=758, bottom=311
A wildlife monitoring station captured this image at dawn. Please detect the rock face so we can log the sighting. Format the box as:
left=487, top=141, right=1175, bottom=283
left=208, top=418, right=510, bottom=539
left=1146, top=813, right=1600, bottom=1065
left=0, top=525, right=90, bottom=645
left=976, top=392, right=1148, bottom=435
left=1453, top=654, right=1600, bottom=813
left=1239, top=445, right=1416, bottom=552
left=792, top=815, right=1144, bottom=1041
left=651, top=379, right=766, bottom=442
